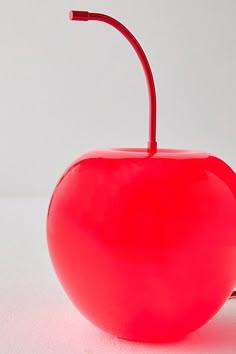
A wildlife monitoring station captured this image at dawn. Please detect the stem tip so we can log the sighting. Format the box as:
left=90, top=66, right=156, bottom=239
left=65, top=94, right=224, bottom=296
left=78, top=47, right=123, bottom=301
left=69, top=10, right=89, bottom=21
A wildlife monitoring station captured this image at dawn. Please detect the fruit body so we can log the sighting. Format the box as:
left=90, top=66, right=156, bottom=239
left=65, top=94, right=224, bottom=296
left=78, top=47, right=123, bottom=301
left=47, top=148, right=236, bottom=342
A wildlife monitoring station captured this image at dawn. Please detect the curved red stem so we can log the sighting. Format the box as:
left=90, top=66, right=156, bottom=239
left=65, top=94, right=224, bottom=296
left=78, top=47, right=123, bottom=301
left=69, top=10, right=157, bottom=153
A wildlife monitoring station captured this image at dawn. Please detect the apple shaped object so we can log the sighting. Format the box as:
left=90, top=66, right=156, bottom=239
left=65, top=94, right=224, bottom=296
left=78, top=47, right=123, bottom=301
left=47, top=11, right=236, bottom=342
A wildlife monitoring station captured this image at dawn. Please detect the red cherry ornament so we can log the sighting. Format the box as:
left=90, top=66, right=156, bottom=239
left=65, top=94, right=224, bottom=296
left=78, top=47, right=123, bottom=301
left=47, top=10, right=236, bottom=342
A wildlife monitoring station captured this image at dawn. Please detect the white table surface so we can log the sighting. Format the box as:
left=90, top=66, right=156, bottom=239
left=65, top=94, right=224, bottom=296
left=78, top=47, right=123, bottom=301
left=1, top=197, right=235, bottom=354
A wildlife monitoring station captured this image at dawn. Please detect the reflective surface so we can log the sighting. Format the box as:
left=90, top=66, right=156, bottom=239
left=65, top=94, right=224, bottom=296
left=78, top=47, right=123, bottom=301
left=47, top=149, right=236, bottom=342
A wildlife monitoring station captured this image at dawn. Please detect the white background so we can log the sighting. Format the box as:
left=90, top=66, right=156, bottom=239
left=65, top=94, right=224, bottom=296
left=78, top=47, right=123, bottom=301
left=0, top=0, right=235, bottom=196
left=0, top=1, right=236, bottom=353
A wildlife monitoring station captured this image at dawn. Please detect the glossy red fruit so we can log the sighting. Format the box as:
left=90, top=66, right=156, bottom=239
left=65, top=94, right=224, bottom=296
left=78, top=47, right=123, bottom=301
left=47, top=10, right=236, bottom=343
left=47, top=148, right=236, bottom=342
